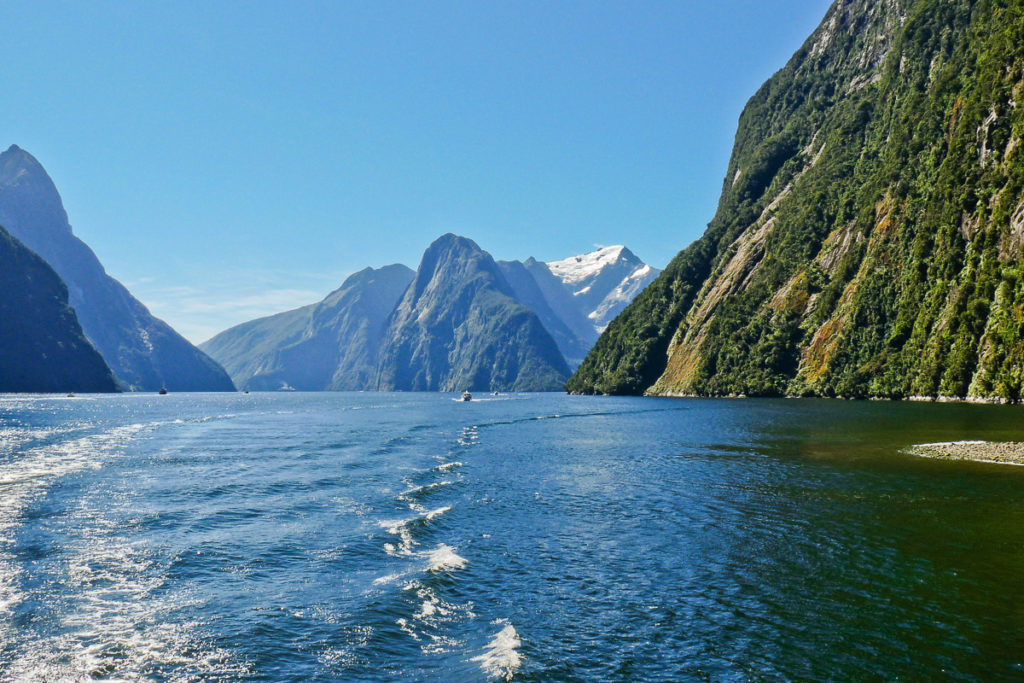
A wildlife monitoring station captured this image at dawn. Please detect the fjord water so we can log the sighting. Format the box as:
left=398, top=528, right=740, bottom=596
left=1, top=394, right=1023, bottom=680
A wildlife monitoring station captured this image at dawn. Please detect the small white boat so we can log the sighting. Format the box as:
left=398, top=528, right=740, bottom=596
left=461, top=391, right=472, bottom=402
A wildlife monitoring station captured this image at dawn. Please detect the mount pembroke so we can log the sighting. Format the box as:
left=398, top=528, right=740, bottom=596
left=202, top=235, right=658, bottom=392
left=375, top=234, right=570, bottom=392
left=0, top=145, right=234, bottom=392
left=570, top=0, right=1024, bottom=401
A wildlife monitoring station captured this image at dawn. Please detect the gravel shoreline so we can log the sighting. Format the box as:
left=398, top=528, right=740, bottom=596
left=908, top=441, right=1024, bottom=465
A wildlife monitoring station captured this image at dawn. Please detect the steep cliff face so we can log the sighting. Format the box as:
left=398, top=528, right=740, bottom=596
left=0, top=226, right=118, bottom=393
left=571, top=0, right=1024, bottom=400
left=0, top=145, right=235, bottom=392
left=376, top=234, right=570, bottom=392
left=200, top=264, right=414, bottom=391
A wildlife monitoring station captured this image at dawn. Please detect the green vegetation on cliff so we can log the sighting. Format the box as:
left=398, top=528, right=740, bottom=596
left=569, top=0, right=1024, bottom=401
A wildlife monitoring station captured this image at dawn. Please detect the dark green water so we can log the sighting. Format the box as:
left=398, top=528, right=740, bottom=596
left=0, top=393, right=1022, bottom=680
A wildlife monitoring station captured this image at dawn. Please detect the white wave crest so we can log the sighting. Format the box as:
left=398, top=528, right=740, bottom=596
left=426, top=544, right=467, bottom=572
left=424, top=506, right=451, bottom=521
left=471, top=622, right=522, bottom=681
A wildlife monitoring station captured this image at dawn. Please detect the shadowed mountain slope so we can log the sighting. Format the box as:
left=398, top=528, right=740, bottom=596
left=0, top=225, right=118, bottom=392
left=201, top=264, right=414, bottom=391
left=376, top=234, right=570, bottom=392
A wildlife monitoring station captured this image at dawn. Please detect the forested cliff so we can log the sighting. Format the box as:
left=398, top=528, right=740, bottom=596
left=569, top=0, right=1024, bottom=401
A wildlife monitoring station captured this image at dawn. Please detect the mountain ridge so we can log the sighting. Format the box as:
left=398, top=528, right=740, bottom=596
left=375, top=234, right=571, bottom=392
left=202, top=237, right=659, bottom=391
left=201, top=264, right=415, bottom=391
left=0, top=145, right=235, bottom=392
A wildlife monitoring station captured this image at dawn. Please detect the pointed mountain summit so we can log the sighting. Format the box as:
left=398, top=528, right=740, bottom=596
left=376, top=234, right=570, bottom=391
left=201, top=264, right=415, bottom=391
left=496, top=259, right=592, bottom=368
left=0, top=225, right=118, bottom=392
left=0, top=145, right=234, bottom=391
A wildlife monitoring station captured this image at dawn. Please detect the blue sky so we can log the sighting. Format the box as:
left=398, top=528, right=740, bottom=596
left=0, top=1, right=832, bottom=343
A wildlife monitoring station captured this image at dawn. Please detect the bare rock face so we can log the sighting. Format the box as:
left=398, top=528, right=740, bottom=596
left=0, top=145, right=234, bottom=392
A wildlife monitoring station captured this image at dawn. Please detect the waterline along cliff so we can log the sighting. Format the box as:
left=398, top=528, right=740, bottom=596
left=569, top=0, right=1024, bottom=401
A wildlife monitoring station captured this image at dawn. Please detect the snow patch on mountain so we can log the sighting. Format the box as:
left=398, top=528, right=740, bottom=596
left=542, top=246, right=660, bottom=335
left=546, top=245, right=629, bottom=286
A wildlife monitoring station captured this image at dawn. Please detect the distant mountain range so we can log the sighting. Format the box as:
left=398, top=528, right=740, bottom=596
left=0, top=145, right=656, bottom=395
left=202, top=236, right=659, bottom=392
left=201, top=264, right=415, bottom=391
left=0, top=145, right=234, bottom=392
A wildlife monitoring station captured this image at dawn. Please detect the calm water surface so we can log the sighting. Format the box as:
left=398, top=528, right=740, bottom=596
left=0, top=393, right=1023, bottom=681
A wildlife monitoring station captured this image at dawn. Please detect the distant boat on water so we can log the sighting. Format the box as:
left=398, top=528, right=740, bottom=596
left=158, top=387, right=168, bottom=395
left=461, top=391, right=472, bottom=402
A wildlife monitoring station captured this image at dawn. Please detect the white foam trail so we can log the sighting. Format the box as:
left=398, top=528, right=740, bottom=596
left=416, top=593, right=443, bottom=619
left=380, top=518, right=417, bottom=557
left=373, top=572, right=405, bottom=586
left=472, top=622, right=523, bottom=681
left=399, top=480, right=455, bottom=499
left=457, top=426, right=479, bottom=446
left=0, top=424, right=150, bottom=618
left=434, top=461, right=463, bottom=472
left=380, top=504, right=452, bottom=559
left=2, top=430, right=249, bottom=681
left=426, top=544, right=467, bottom=572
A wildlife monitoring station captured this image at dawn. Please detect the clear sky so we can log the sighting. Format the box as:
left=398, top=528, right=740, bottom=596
left=0, top=0, right=832, bottom=344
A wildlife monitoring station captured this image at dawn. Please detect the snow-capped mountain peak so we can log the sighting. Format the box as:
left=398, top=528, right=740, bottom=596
left=545, top=245, right=633, bottom=286
left=532, top=245, right=661, bottom=337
